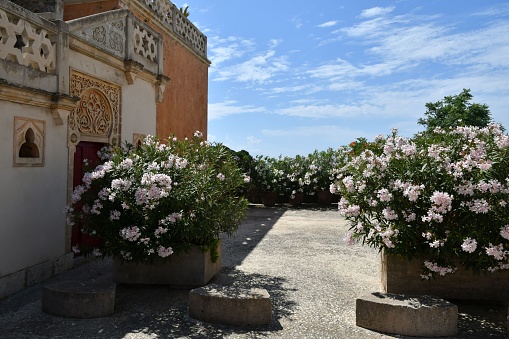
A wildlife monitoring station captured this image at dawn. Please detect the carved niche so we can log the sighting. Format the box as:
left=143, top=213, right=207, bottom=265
left=13, top=116, right=45, bottom=167
left=69, top=70, right=121, bottom=146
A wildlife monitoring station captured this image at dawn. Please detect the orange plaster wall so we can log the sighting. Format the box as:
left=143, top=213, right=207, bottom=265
left=157, top=36, right=209, bottom=140
left=64, top=0, right=121, bottom=21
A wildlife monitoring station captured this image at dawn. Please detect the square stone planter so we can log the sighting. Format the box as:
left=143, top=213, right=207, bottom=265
left=381, top=252, right=509, bottom=300
left=113, top=241, right=221, bottom=287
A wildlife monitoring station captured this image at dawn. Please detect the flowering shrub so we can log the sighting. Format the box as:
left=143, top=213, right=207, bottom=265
left=253, top=155, right=289, bottom=194
left=67, top=133, right=248, bottom=263
left=332, top=124, right=509, bottom=278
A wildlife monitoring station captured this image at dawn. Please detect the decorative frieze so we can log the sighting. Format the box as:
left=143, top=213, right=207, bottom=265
left=74, top=19, right=126, bottom=59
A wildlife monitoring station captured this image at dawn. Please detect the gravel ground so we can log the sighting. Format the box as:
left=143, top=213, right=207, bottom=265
left=0, top=205, right=506, bottom=338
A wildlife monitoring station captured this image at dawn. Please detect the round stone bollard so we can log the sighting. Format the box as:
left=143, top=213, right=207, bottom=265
left=42, top=279, right=116, bottom=318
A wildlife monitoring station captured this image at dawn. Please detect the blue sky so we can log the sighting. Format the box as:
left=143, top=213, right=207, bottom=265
left=183, top=1, right=509, bottom=158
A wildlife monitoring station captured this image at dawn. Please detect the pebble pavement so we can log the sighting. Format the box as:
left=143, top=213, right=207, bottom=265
left=0, top=206, right=506, bottom=338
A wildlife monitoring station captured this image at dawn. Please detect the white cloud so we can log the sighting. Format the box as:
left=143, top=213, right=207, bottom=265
left=213, top=50, right=289, bottom=83
left=359, top=6, right=395, bottom=18
left=317, top=20, right=338, bottom=28
left=208, top=101, right=266, bottom=120
left=247, top=136, right=262, bottom=144
left=208, top=36, right=255, bottom=66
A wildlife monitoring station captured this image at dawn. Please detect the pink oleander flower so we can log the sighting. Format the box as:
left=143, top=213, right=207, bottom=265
left=486, top=243, right=506, bottom=261
left=461, top=237, right=477, bottom=253
left=500, top=225, right=509, bottom=240
left=157, top=246, right=174, bottom=258
left=120, top=226, right=141, bottom=242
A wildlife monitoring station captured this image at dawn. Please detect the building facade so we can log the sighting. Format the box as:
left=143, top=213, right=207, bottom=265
left=0, top=0, right=209, bottom=298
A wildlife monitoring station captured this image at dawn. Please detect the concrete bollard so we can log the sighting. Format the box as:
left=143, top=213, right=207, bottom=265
left=42, top=279, right=116, bottom=318
left=189, top=284, right=272, bottom=326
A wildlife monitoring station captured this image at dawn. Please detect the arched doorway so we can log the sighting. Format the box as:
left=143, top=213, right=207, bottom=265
left=67, top=70, right=121, bottom=252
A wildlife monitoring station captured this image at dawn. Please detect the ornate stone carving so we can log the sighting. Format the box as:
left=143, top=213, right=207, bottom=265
left=69, top=70, right=120, bottom=144
left=92, top=26, right=106, bottom=45
left=109, top=31, right=124, bottom=53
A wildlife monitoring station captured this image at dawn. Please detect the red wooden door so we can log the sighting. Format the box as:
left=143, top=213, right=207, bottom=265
left=71, top=141, right=104, bottom=250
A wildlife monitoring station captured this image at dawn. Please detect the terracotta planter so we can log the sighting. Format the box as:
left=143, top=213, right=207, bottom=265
left=289, top=192, right=304, bottom=206
left=316, top=190, right=333, bottom=205
left=381, top=252, right=509, bottom=300
left=261, top=191, right=277, bottom=207
left=113, top=241, right=221, bottom=287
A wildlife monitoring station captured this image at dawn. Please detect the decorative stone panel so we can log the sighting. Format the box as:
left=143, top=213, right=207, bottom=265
left=69, top=70, right=120, bottom=145
left=73, top=19, right=126, bottom=59
left=13, top=116, right=45, bottom=167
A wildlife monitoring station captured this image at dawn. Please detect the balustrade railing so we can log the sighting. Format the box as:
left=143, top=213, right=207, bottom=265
left=0, top=2, right=57, bottom=73
left=138, top=0, right=206, bottom=57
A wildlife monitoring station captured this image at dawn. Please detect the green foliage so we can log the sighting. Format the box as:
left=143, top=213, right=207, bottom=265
left=418, top=89, right=494, bottom=132
left=67, top=134, right=248, bottom=263
left=179, top=5, right=190, bottom=17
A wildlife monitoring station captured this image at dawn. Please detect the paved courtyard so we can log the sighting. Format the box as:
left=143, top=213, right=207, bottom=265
left=0, top=206, right=506, bottom=338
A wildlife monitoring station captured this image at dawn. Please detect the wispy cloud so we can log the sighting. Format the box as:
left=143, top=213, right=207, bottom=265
left=359, top=6, right=395, bottom=18
left=208, top=36, right=255, bottom=66
left=213, top=50, right=289, bottom=83
left=208, top=101, right=266, bottom=120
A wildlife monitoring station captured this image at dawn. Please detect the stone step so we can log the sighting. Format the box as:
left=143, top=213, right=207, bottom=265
left=41, top=279, right=116, bottom=318
left=189, top=284, right=272, bottom=326
left=356, top=292, right=458, bottom=337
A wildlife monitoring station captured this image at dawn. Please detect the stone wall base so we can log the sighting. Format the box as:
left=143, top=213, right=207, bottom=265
left=0, top=252, right=74, bottom=299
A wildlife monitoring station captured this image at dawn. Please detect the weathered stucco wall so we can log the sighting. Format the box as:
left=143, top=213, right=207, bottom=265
left=0, top=102, right=68, bottom=277
left=157, top=36, right=208, bottom=139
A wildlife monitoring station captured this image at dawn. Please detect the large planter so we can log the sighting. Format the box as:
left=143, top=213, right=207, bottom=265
left=381, top=252, right=509, bottom=300
left=261, top=191, right=277, bottom=207
left=316, top=190, right=333, bottom=205
left=113, top=241, right=221, bottom=287
left=289, top=192, right=304, bottom=206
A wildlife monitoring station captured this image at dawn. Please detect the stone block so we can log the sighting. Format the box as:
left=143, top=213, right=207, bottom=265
left=42, top=279, right=116, bottom=318
left=53, top=253, right=75, bottom=275
left=356, top=292, right=458, bottom=337
left=26, top=261, right=52, bottom=287
left=0, top=270, right=25, bottom=299
left=189, top=284, right=272, bottom=326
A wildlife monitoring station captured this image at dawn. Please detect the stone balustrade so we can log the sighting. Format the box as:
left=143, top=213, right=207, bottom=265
left=0, top=1, right=57, bottom=73
left=138, top=0, right=207, bottom=57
